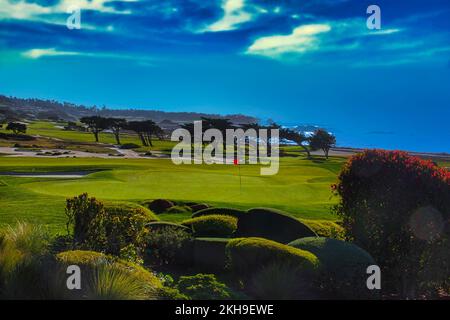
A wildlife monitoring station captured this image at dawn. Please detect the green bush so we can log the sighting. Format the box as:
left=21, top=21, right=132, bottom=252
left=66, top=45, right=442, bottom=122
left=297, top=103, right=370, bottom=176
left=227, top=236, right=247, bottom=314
left=236, top=208, right=316, bottom=243
left=190, top=203, right=209, bottom=213
left=193, top=238, right=230, bottom=272
left=176, top=274, right=236, bottom=300
left=145, top=199, right=174, bottom=214
left=182, top=215, right=238, bottom=238
left=146, top=222, right=191, bottom=233
left=166, top=205, right=192, bottom=214
left=145, top=228, right=193, bottom=266
left=300, top=219, right=345, bottom=239
left=56, top=250, right=163, bottom=300
left=66, top=194, right=157, bottom=260
left=191, top=207, right=246, bottom=219
left=334, top=150, right=450, bottom=298
left=249, top=262, right=316, bottom=299
left=288, top=237, right=376, bottom=299
left=226, top=237, right=319, bottom=277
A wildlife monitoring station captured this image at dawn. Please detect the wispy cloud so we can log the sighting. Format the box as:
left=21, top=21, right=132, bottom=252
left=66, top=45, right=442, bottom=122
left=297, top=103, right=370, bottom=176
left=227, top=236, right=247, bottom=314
left=246, top=24, right=331, bottom=59
left=22, top=48, right=80, bottom=59
left=22, top=47, right=155, bottom=66
left=204, top=0, right=252, bottom=32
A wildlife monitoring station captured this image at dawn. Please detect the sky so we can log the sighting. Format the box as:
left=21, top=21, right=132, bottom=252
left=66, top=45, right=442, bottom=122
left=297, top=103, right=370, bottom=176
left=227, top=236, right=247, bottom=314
left=0, top=0, right=449, bottom=152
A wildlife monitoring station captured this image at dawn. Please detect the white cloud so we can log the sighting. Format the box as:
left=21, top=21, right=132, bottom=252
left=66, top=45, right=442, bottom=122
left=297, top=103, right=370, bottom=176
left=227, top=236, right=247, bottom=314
left=246, top=24, right=331, bottom=58
left=21, top=47, right=156, bottom=66
left=22, top=48, right=80, bottom=59
left=204, top=0, right=252, bottom=32
left=0, top=0, right=132, bottom=21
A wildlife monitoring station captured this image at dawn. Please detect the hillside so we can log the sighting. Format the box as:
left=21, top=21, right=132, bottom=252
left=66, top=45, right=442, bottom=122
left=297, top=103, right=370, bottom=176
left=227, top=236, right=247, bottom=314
left=0, top=95, right=258, bottom=124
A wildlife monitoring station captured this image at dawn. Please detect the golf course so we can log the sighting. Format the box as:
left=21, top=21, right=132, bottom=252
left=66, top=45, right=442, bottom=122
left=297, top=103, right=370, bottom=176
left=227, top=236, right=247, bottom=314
left=0, top=121, right=347, bottom=234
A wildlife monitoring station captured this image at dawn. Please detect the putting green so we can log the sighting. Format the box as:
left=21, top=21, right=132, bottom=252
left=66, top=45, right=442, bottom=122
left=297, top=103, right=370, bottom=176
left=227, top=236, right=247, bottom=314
left=0, top=157, right=343, bottom=233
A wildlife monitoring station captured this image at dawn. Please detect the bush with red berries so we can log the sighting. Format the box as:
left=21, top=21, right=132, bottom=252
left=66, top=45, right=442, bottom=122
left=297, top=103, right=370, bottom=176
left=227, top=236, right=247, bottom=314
left=333, top=150, right=450, bottom=298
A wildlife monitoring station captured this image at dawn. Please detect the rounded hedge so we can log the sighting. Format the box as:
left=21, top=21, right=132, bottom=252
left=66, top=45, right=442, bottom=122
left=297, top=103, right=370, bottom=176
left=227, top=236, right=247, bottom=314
left=104, top=202, right=159, bottom=222
left=166, top=205, right=192, bottom=214
left=235, top=208, right=316, bottom=243
left=300, top=219, right=344, bottom=239
left=192, top=238, right=230, bottom=271
left=145, top=199, right=174, bottom=214
left=288, top=237, right=376, bottom=299
left=182, top=215, right=238, bottom=237
left=191, top=207, right=246, bottom=219
left=226, top=237, right=320, bottom=276
left=190, top=203, right=209, bottom=213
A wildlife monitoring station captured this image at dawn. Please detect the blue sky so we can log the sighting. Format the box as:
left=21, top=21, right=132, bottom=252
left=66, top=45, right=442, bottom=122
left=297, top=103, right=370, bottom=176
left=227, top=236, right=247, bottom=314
left=0, top=0, right=449, bottom=151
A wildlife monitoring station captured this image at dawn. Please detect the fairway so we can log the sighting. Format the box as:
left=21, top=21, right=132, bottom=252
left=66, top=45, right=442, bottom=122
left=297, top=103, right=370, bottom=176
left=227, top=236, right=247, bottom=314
left=0, top=156, right=344, bottom=233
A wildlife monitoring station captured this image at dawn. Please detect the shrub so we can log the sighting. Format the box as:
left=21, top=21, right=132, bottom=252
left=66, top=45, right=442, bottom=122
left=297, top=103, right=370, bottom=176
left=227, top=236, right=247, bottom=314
left=192, top=207, right=246, bottom=219
left=235, top=208, right=316, bottom=243
left=0, top=222, right=54, bottom=299
left=66, top=194, right=157, bottom=260
left=300, top=219, right=345, bottom=239
left=56, top=250, right=163, bottom=299
left=145, top=228, right=193, bottom=266
left=192, top=238, right=230, bottom=271
left=289, top=237, right=376, bottom=299
left=146, top=222, right=191, bottom=233
left=166, top=205, right=192, bottom=214
left=145, top=199, right=174, bottom=214
left=249, top=262, right=316, bottom=299
left=333, top=150, right=450, bottom=298
left=176, top=274, right=236, bottom=300
left=190, top=203, right=209, bottom=213
left=182, top=215, right=238, bottom=238
left=226, top=237, right=319, bottom=277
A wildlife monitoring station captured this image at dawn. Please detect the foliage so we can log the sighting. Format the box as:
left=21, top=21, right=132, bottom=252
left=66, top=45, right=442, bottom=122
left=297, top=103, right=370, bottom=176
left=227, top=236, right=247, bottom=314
left=182, top=215, right=237, bottom=237
left=192, top=238, right=230, bottom=271
left=167, top=205, right=192, bottom=214
left=333, top=150, right=450, bottom=298
left=176, top=274, right=236, bottom=300
left=279, top=128, right=311, bottom=158
left=249, top=262, right=315, bottom=299
left=301, top=219, right=345, bottom=239
left=80, top=116, right=109, bottom=142
left=226, top=237, right=319, bottom=277
left=145, top=227, right=193, bottom=266
left=65, top=194, right=156, bottom=259
left=145, top=199, right=174, bottom=214
left=309, top=129, right=336, bottom=159
left=236, top=208, right=316, bottom=243
left=289, top=237, right=376, bottom=299
left=56, top=250, right=163, bottom=299
left=6, top=122, right=27, bottom=135
left=146, top=221, right=191, bottom=233
left=191, top=207, right=246, bottom=219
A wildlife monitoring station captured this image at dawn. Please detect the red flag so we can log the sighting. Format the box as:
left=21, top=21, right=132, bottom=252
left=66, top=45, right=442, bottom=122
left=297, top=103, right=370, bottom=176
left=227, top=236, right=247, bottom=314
left=233, top=158, right=238, bottom=165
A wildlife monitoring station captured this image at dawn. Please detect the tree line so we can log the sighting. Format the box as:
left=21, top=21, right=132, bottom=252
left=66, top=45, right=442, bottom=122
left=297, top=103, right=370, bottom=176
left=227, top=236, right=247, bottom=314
left=79, top=116, right=163, bottom=146
left=181, top=118, right=336, bottom=159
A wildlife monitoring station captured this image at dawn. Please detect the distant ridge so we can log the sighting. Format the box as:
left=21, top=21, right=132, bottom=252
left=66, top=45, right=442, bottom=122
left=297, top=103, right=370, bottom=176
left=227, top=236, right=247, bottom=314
left=0, top=94, right=258, bottom=124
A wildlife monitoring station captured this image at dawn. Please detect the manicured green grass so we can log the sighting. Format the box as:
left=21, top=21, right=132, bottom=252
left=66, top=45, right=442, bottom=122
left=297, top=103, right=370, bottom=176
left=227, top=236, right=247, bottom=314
left=0, top=156, right=344, bottom=233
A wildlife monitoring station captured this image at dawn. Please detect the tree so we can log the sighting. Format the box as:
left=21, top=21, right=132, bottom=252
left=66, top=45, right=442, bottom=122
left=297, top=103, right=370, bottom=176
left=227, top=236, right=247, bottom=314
left=106, top=118, right=127, bottom=145
left=280, top=128, right=311, bottom=158
left=127, top=120, right=162, bottom=147
left=309, top=129, right=336, bottom=159
left=6, top=122, right=27, bottom=135
left=333, top=150, right=450, bottom=298
left=80, top=116, right=109, bottom=142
